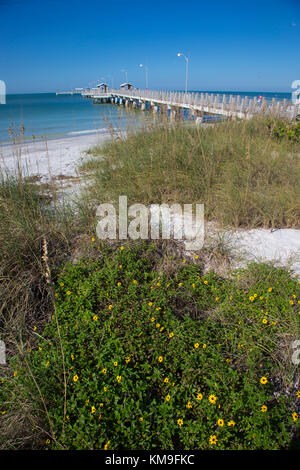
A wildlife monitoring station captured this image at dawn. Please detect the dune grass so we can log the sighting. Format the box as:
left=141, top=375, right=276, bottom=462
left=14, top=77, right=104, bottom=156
left=80, top=116, right=300, bottom=229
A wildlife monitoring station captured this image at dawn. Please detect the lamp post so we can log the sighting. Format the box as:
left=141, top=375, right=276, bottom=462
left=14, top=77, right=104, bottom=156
left=121, top=69, right=128, bottom=83
left=139, top=64, right=149, bottom=90
left=177, top=53, right=189, bottom=93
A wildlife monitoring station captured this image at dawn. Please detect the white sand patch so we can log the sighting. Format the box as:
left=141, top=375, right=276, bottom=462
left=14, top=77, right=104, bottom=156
left=229, top=228, right=300, bottom=276
left=0, top=131, right=113, bottom=182
left=203, top=226, right=300, bottom=278
left=150, top=209, right=300, bottom=277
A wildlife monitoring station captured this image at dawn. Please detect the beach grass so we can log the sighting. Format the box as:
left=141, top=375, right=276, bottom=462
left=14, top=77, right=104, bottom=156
left=80, top=115, right=300, bottom=229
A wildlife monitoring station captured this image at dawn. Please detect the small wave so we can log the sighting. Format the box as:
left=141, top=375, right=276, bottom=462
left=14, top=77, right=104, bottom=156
left=67, top=129, right=109, bottom=136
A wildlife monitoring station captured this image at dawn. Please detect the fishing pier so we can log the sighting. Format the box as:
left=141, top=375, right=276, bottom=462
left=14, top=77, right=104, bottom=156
left=81, top=86, right=299, bottom=121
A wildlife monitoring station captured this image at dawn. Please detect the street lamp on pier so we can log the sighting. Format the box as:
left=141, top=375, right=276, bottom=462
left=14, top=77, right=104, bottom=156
left=139, top=64, right=149, bottom=91
left=177, top=53, right=189, bottom=93
left=121, top=69, right=128, bottom=84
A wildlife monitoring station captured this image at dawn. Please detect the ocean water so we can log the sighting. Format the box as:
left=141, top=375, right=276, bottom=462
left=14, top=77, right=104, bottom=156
left=0, top=91, right=292, bottom=144
left=0, top=93, right=141, bottom=144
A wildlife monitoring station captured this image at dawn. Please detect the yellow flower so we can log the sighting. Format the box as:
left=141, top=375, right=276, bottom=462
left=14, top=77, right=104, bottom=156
left=156, top=282, right=161, bottom=286
left=133, top=280, right=138, bottom=285
left=259, top=296, right=264, bottom=300
left=93, top=315, right=98, bottom=321
left=151, top=317, right=155, bottom=322
left=260, top=376, right=268, bottom=385
left=119, top=265, right=122, bottom=269
left=228, top=420, right=235, bottom=427
left=296, top=391, right=300, bottom=399
left=103, top=386, right=107, bottom=392
left=73, top=375, right=79, bottom=382
left=182, top=259, right=186, bottom=263
left=125, top=357, right=131, bottom=363
left=217, top=419, right=224, bottom=427
left=60, top=282, right=64, bottom=287
left=117, top=282, right=121, bottom=286
left=91, top=237, right=95, bottom=242
left=155, top=307, right=161, bottom=311
left=102, top=368, right=107, bottom=374
left=289, top=300, right=294, bottom=305
left=196, top=393, right=203, bottom=401
left=139, top=417, right=143, bottom=422
left=215, top=297, right=219, bottom=301
left=194, top=342, right=199, bottom=349
left=108, top=305, right=113, bottom=310
left=156, top=323, right=160, bottom=328
left=113, top=361, right=118, bottom=367
left=178, top=282, right=182, bottom=287
left=249, top=296, right=254, bottom=301
left=293, top=412, right=298, bottom=422
left=91, top=406, right=96, bottom=414
left=66, top=291, right=71, bottom=296
left=192, top=283, right=195, bottom=288
left=209, top=435, right=217, bottom=445
left=187, top=401, right=192, bottom=409
left=166, top=394, right=171, bottom=401
left=262, top=318, right=268, bottom=324
left=209, top=394, right=217, bottom=404
left=45, top=439, right=50, bottom=444
left=261, top=405, right=267, bottom=413
left=148, top=302, right=153, bottom=307
left=268, top=287, right=273, bottom=292
left=177, top=419, right=183, bottom=426
left=169, top=332, right=174, bottom=338
left=104, top=440, right=111, bottom=450
left=46, top=361, right=50, bottom=367
left=116, top=375, right=122, bottom=382
left=194, top=255, right=199, bottom=259
left=164, top=377, right=169, bottom=383
left=226, top=358, right=231, bottom=363
left=120, top=246, right=124, bottom=250
left=203, top=280, right=208, bottom=285
left=203, top=343, right=207, bottom=349
left=13, top=370, right=18, bottom=377
left=33, top=326, right=37, bottom=331
left=158, top=356, right=163, bottom=362
left=100, top=403, right=104, bottom=407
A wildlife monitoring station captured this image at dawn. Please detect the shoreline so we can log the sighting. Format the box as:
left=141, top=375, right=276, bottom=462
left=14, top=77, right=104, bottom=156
left=0, top=130, right=114, bottom=182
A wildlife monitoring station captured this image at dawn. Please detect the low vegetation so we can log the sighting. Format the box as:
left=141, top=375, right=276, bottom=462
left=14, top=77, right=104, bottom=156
left=81, top=116, right=300, bottom=229
left=1, top=244, right=300, bottom=449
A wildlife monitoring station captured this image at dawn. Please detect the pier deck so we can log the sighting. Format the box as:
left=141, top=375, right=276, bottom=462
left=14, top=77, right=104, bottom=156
left=82, top=89, right=299, bottom=120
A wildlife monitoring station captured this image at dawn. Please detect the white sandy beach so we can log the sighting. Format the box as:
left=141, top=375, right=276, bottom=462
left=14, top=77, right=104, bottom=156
left=0, top=131, right=112, bottom=182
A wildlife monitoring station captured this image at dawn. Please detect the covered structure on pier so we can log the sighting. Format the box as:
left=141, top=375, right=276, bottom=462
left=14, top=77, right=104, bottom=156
left=120, top=83, right=133, bottom=91
left=97, top=83, right=109, bottom=93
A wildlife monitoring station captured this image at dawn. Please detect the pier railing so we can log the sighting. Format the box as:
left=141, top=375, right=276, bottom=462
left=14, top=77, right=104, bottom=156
left=84, top=88, right=299, bottom=120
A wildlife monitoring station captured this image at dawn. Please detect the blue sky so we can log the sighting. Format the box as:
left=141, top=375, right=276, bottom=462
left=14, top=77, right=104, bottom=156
left=0, top=0, right=299, bottom=93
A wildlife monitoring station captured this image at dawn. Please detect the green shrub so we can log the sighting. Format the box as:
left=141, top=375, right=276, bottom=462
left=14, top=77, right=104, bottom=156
left=272, top=121, right=300, bottom=142
left=2, top=244, right=300, bottom=450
